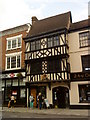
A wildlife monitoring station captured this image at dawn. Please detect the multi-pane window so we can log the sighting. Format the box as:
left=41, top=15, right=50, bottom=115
left=11, top=56, right=16, bottom=68
left=7, top=35, right=22, bottom=50
left=7, top=57, right=10, bottom=69
left=79, top=31, right=90, bottom=47
left=81, top=55, right=90, bottom=71
left=31, top=41, right=35, bottom=51
left=12, top=39, right=16, bottom=48
left=53, top=36, right=60, bottom=46
left=6, top=54, right=21, bottom=70
left=79, top=84, right=90, bottom=103
left=36, top=40, right=41, bottom=50
left=47, top=36, right=60, bottom=48
left=8, top=41, right=11, bottom=49
left=48, top=38, right=53, bottom=47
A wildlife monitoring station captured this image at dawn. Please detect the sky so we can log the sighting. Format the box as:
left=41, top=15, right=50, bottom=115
left=0, top=0, right=90, bottom=31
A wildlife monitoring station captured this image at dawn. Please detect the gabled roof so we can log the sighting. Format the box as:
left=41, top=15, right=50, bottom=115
left=69, top=19, right=90, bottom=32
left=25, top=11, right=72, bottom=39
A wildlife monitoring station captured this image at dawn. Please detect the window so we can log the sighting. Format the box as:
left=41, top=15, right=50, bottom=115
left=36, top=40, right=41, bottom=50
left=79, top=84, right=90, bottom=103
left=47, top=59, right=61, bottom=72
left=53, top=36, right=60, bottom=46
left=79, top=31, right=90, bottom=47
left=31, top=41, right=35, bottom=51
left=7, top=35, right=22, bottom=50
left=47, top=36, right=60, bottom=48
left=81, top=55, right=90, bottom=71
left=48, top=38, right=53, bottom=47
left=30, top=61, right=42, bottom=74
left=6, top=53, right=21, bottom=70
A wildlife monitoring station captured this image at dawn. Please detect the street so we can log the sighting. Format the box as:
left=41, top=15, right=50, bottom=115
left=1, top=109, right=90, bottom=120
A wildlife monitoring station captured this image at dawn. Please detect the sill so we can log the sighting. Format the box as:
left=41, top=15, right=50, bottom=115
left=6, top=47, right=21, bottom=51
left=79, top=101, right=90, bottom=103
left=5, top=67, right=21, bottom=71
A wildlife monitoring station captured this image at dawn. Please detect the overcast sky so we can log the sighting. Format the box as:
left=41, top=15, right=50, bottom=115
left=0, top=0, right=89, bottom=31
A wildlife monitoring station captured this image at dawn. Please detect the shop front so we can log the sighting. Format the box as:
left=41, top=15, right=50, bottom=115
left=70, top=72, right=90, bottom=109
left=2, top=70, right=26, bottom=107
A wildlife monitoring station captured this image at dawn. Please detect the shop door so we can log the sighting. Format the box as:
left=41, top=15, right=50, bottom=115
left=53, top=86, right=69, bottom=108
left=31, top=88, right=36, bottom=107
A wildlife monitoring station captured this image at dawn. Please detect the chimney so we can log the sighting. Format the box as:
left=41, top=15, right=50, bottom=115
left=88, top=1, right=90, bottom=18
left=32, top=16, right=38, bottom=25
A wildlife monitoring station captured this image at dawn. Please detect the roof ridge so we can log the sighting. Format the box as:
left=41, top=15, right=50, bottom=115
left=37, top=11, right=71, bottom=22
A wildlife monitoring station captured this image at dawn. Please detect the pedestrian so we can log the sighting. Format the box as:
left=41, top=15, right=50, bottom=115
left=10, top=95, right=15, bottom=108
left=29, top=94, right=34, bottom=108
left=8, top=95, right=11, bottom=108
left=38, top=92, right=43, bottom=110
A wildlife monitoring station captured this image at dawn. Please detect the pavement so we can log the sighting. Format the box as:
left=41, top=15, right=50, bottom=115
left=1, top=107, right=90, bottom=117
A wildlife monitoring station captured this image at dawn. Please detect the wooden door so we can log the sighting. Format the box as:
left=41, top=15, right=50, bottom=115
left=31, top=88, right=36, bottom=107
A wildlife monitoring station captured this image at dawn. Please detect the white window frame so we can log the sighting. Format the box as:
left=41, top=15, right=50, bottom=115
left=6, top=34, right=22, bottom=50
left=5, top=52, right=22, bottom=70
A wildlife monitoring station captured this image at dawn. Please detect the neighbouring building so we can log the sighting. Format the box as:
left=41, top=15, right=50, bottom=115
left=69, top=19, right=90, bottom=109
left=24, top=11, right=90, bottom=109
left=1, top=24, right=30, bottom=106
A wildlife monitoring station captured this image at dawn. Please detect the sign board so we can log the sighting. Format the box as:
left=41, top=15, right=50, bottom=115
left=44, top=99, right=49, bottom=108
left=71, top=72, right=90, bottom=80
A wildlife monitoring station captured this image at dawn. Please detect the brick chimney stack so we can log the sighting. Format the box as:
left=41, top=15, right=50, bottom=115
left=32, top=16, right=38, bottom=25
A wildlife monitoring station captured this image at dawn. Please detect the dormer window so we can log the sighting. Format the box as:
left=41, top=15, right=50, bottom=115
left=6, top=34, right=22, bottom=50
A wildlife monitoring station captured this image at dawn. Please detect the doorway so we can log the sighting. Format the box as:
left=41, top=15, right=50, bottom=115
left=53, top=86, right=69, bottom=108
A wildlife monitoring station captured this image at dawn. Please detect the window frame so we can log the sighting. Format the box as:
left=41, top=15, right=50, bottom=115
left=78, top=84, right=90, bottom=103
left=79, top=31, right=90, bottom=48
left=6, top=52, right=22, bottom=70
left=6, top=34, right=22, bottom=50
left=81, top=55, right=90, bottom=71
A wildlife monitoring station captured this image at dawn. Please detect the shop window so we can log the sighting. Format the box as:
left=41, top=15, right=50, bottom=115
left=20, top=88, right=26, bottom=98
left=6, top=80, right=11, bottom=86
left=81, top=55, right=90, bottom=71
left=12, top=79, right=18, bottom=86
left=79, top=84, right=90, bottom=103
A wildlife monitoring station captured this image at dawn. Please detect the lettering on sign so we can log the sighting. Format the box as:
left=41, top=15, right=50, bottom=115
left=71, top=72, right=90, bottom=80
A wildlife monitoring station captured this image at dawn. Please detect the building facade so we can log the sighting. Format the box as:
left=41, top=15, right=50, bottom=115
left=1, top=24, right=30, bottom=106
left=69, top=19, right=90, bottom=108
left=24, top=12, right=71, bottom=108
left=24, top=12, right=90, bottom=109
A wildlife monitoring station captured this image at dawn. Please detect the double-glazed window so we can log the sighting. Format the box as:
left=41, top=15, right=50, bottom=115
left=7, top=35, right=22, bottom=50
left=6, top=53, right=21, bottom=70
left=81, top=55, right=90, bottom=71
left=79, top=84, right=90, bottom=103
left=79, top=31, right=90, bottom=47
